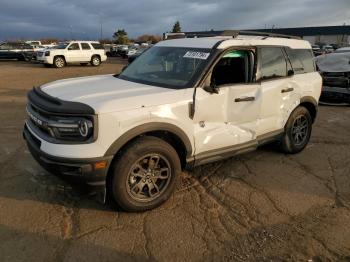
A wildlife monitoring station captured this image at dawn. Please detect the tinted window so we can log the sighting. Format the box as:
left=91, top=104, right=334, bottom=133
left=68, top=43, right=80, bottom=50
left=285, top=49, right=315, bottom=74
left=81, top=43, right=91, bottom=50
left=91, top=43, right=104, bottom=50
left=260, top=47, right=287, bottom=80
left=211, top=50, right=252, bottom=86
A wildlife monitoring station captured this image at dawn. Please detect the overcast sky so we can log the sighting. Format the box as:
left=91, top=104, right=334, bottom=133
left=0, top=0, right=349, bottom=40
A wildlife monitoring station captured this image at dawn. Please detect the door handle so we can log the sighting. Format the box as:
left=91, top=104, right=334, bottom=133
left=234, top=96, right=255, bottom=102
left=281, top=87, right=294, bottom=93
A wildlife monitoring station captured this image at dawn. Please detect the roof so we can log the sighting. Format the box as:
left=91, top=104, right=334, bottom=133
left=156, top=35, right=311, bottom=49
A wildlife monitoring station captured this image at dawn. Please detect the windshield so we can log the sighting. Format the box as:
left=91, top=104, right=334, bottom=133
left=119, top=46, right=212, bottom=89
left=56, top=43, right=68, bottom=49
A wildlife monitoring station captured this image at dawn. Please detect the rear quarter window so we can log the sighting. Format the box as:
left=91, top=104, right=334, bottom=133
left=285, top=49, right=315, bottom=74
left=259, top=47, right=287, bottom=80
left=91, top=43, right=104, bottom=50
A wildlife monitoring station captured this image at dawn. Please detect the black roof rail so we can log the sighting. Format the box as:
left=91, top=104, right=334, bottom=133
left=184, top=30, right=301, bottom=40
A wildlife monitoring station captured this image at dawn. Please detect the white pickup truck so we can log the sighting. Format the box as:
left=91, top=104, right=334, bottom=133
left=36, top=41, right=107, bottom=68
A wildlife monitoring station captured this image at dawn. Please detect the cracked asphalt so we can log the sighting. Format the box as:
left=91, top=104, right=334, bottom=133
left=0, top=58, right=350, bottom=262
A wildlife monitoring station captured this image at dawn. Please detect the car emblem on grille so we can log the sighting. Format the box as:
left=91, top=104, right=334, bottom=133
left=78, top=120, right=89, bottom=137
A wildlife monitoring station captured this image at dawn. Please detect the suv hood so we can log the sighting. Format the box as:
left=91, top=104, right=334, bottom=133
left=41, top=74, right=186, bottom=113
left=316, top=52, right=350, bottom=72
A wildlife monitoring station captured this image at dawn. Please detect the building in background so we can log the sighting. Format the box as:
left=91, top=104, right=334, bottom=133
left=175, top=25, right=350, bottom=47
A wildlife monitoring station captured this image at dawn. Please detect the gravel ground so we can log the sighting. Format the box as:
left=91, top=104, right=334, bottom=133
left=0, top=58, right=350, bottom=262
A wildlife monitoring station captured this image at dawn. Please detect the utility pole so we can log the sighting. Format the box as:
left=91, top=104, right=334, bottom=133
left=99, top=14, right=103, bottom=40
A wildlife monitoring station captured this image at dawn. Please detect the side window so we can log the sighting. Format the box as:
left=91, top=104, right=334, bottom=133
left=0, top=44, right=10, bottom=50
left=211, top=50, right=253, bottom=86
left=91, top=43, right=104, bottom=50
left=68, top=43, right=80, bottom=50
left=81, top=43, right=91, bottom=50
left=260, top=47, right=287, bottom=80
left=285, top=48, right=315, bottom=74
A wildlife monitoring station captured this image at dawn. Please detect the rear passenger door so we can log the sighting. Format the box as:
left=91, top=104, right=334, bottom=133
left=257, top=47, right=295, bottom=136
left=81, top=43, right=93, bottom=62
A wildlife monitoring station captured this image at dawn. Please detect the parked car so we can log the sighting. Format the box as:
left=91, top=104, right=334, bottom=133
left=312, top=45, right=323, bottom=56
left=334, top=47, right=350, bottom=53
left=36, top=41, right=107, bottom=68
left=322, top=45, right=334, bottom=54
left=0, top=42, right=34, bottom=61
left=316, top=49, right=350, bottom=105
left=23, top=32, right=321, bottom=211
left=127, top=46, right=149, bottom=63
left=26, top=41, right=57, bottom=48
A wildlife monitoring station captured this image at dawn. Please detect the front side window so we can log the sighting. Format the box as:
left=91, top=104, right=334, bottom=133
left=81, top=43, right=91, bottom=50
left=260, top=47, right=287, bottom=80
left=211, top=50, right=254, bottom=86
left=68, top=43, right=80, bottom=50
left=119, top=46, right=212, bottom=89
left=286, top=48, right=315, bottom=73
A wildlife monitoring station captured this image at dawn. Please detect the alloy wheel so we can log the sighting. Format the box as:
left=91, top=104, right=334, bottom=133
left=126, top=154, right=171, bottom=202
left=291, top=115, right=309, bottom=146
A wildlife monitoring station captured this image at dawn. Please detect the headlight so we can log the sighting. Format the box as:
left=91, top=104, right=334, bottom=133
left=45, top=51, right=50, bottom=56
left=49, top=117, right=94, bottom=141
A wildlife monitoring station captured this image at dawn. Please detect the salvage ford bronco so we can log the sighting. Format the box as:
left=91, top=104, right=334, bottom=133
left=23, top=31, right=322, bottom=211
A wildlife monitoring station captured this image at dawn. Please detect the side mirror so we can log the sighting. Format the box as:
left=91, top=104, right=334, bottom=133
left=203, top=81, right=219, bottom=94
left=287, top=69, right=294, bottom=76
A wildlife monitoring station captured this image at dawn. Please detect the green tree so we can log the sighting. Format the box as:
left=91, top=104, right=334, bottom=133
left=113, top=29, right=128, bottom=44
left=172, top=21, right=182, bottom=33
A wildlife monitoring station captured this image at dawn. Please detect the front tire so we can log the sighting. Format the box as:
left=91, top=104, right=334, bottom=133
left=109, top=136, right=181, bottom=212
left=280, top=106, right=312, bottom=154
left=53, top=56, right=65, bottom=68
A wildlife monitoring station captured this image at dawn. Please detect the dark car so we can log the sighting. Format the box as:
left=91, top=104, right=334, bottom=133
left=316, top=50, right=350, bottom=105
left=0, top=42, right=34, bottom=61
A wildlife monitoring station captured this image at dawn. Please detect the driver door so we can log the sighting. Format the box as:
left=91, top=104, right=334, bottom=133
left=65, top=43, right=82, bottom=62
left=193, top=49, right=261, bottom=160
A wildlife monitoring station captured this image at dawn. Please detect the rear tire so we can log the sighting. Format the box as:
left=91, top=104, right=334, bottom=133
left=280, top=106, right=312, bottom=154
left=90, top=55, right=101, bottom=66
left=109, top=136, right=181, bottom=212
left=53, top=56, right=65, bottom=68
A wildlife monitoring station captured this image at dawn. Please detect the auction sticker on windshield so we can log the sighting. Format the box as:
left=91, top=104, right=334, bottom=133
left=183, top=51, right=210, bottom=60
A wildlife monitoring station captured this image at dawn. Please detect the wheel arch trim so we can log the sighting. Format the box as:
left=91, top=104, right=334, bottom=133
left=299, top=96, right=318, bottom=121
left=104, top=122, right=193, bottom=159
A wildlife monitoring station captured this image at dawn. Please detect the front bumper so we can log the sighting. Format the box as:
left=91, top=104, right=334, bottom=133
left=23, top=123, right=113, bottom=186
left=36, top=55, right=53, bottom=64
left=320, top=86, right=350, bottom=104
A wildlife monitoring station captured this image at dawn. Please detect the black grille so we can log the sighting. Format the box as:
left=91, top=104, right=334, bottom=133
left=322, top=72, right=350, bottom=88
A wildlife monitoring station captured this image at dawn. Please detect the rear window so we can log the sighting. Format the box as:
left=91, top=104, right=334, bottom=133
left=259, top=47, right=287, bottom=80
left=285, top=49, right=315, bottom=74
left=91, top=43, right=104, bottom=50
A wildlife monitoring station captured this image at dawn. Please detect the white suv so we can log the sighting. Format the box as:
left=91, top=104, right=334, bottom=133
left=36, top=41, right=107, bottom=68
left=24, top=32, right=322, bottom=211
